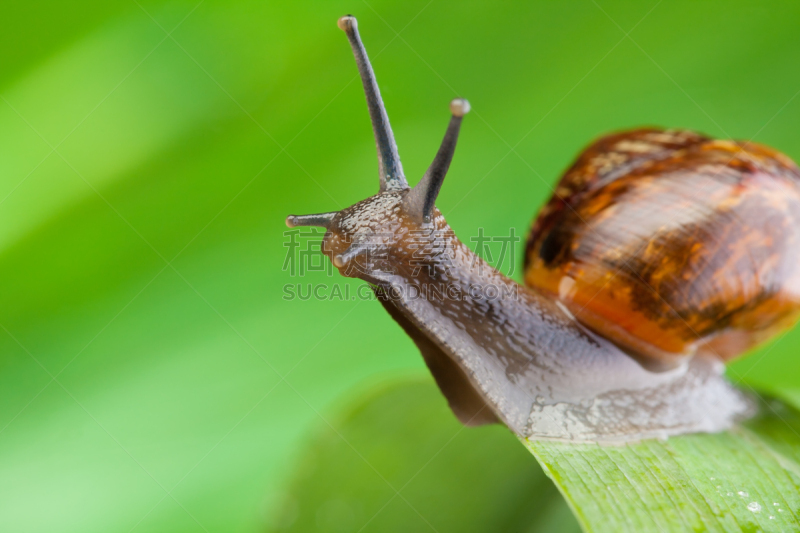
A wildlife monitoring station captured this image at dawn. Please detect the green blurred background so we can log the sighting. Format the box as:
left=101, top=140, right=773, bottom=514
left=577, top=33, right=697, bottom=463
left=2, top=0, right=800, bottom=531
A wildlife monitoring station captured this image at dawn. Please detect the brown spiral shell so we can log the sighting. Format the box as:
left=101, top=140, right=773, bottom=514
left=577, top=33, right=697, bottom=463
left=524, top=128, right=800, bottom=367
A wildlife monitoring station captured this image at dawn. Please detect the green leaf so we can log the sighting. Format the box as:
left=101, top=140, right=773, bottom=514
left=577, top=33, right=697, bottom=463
left=526, top=396, right=800, bottom=532
left=269, top=376, right=581, bottom=533
left=276, top=379, right=800, bottom=532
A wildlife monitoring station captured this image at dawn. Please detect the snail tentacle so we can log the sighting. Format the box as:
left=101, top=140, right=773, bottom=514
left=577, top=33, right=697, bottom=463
left=405, top=99, right=470, bottom=224
left=338, top=15, right=407, bottom=192
left=285, top=212, right=338, bottom=229
left=333, top=241, right=372, bottom=268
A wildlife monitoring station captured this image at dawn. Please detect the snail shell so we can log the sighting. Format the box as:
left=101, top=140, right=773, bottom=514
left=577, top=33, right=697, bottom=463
left=525, top=128, right=800, bottom=369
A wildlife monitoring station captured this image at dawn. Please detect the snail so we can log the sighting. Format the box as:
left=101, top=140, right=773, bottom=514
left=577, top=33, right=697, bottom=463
left=286, top=15, right=800, bottom=443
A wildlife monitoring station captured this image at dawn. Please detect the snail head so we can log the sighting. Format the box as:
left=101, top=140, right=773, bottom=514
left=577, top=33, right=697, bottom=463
left=285, top=15, right=469, bottom=280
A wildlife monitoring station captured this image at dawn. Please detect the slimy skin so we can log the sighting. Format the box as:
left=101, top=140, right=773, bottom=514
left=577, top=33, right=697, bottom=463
left=318, top=190, right=753, bottom=442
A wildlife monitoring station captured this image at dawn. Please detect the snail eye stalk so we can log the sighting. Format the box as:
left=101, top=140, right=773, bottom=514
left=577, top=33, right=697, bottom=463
left=338, top=15, right=408, bottom=193
left=332, top=242, right=371, bottom=268
left=285, top=212, right=338, bottom=229
left=405, top=98, right=470, bottom=224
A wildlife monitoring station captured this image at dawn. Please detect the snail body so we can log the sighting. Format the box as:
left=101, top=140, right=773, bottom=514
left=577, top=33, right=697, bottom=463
left=286, top=16, right=800, bottom=443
